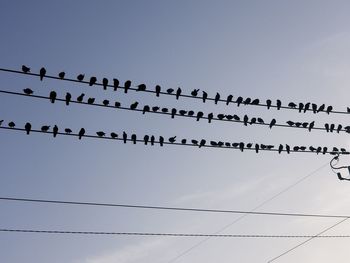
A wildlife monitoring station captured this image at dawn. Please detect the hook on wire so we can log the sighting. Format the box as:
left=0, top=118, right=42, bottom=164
left=330, top=153, right=350, bottom=181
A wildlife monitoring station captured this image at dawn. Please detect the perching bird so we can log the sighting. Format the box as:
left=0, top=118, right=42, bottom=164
left=102, top=78, right=109, bottom=90
left=77, top=93, right=85, bottom=102
left=257, top=118, right=264, bottom=124
left=25, top=122, right=31, bottom=135
left=152, top=106, right=160, bottom=112
left=233, top=115, right=240, bottom=121
left=187, top=110, right=194, bottom=116
left=137, top=84, right=146, bottom=91
left=337, top=124, right=342, bottom=133
left=312, top=103, right=318, bottom=114
left=226, top=115, right=234, bottom=120
left=65, top=92, right=71, bottom=105
left=22, top=65, right=30, bottom=73
left=171, top=108, right=177, bottom=118
left=243, top=115, right=249, bottom=126
left=8, top=121, right=15, bottom=128
left=286, top=120, right=294, bottom=126
left=288, top=102, right=297, bottom=108
left=159, top=136, right=164, bottom=146
left=130, top=102, right=138, bottom=110
left=191, top=89, right=199, bottom=97
left=181, top=139, right=187, bottom=144
left=255, top=144, right=260, bottom=153
left=199, top=139, right=206, bottom=148
left=325, top=123, right=330, bottom=132
left=161, top=108, right=168, bottom=113
left=110, top=132, right=118, bottom=138
left=123, top=131, right=127, bottom=143
left=169, top=136, right=176, bottom=143
left=210, top=141, right=217, bottom=146
left=243, top=97, right=251, bottom=105
left=155, top=85, right=161, bottom=96
left=302, top=122, right=308, bottom=128
left=131, top=134, right=137, bottom=144
left=239, top=142, right=244, bottom=152
left=113, top=78, right=119, bottom=91
left=295, top=122, right=302, bottom=127
left=41, top=125, right=50, bottom=132
left=236, top=96, right=243, bottom=107
left=87, top=98, right=95, bottom=104
left=49, top=91, right=57, bottom=103
left=326, top=105, right=333, bottom=114
left=89, top=76, right=97, bottom=86
left=214, top=93, right=220, bottom=104
left=191, top=139, right=198, bottom=145
left=298, top=103, right=304, bottom=113
left=226, top=95, right=233, bottom=105
left=303, top=102, right=310, bottom=113
left=202, top=91, right=208, bottom=103
left=278, top=144, right=283, bottom=154
left=196, top=111, right=204, bottom=121
left=317, top=104, right=325, bottom=113
left=150, top=135, right=155, bottom=145
left=176, top=88, right=182, bottom=100
left=250, top=117, right=256, bottom=125
left=330, top=124, right=335, bottom=132
left=77, top=74, right=85, bottom=81
left=39, top=67, right=46, bottom=81
left=115, top=101, right=121, bottom=107
left=96, top=131, right=105, bottom=137
left=179, top=110, right=187, bottom=116
left=103, top=99, right=109, bottom=106
left=251, top=99, right=260, bottom=105
left=166, top=88, right=174, bottom=94
left=322, top=147, right=328, bottom=155
left=124, top=80, right=131, bottom=93
left=78, top=128, right=85, bottom=139
left=269, top=119, right=276, bottom=129
left=276, top=99, right=282, bottom=110
left=65, top=128, right=72, bottom=134
left=207, top=113, right=214, bottom=123
left=142, top=105, right=150, bottom=114
left=53, top=125, right=58, bottom=137
left=23, top=88, right=33, bottom=95
left=308, top=121, right=315, bottom=132
left=217, top=114, right=225, bottom=120
left=58, top=72, right=65, bottom=79
left=266, top=99, right=272, bottom=109
left=285, top=144, right=291, bottom=154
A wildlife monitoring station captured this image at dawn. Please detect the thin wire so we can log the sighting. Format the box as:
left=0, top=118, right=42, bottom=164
left=267, top=218, right=349, bottom=262
left=1, top=89, right=349, bottom=134
left=1, top=196, right=349, bottom=219
left=0, top=126, right=347, bottom=155
left=2, top=228, right=350, bottom=238
left=0, top=67, right=347, bottom=115
left=167, top=163, right=328, bottom=263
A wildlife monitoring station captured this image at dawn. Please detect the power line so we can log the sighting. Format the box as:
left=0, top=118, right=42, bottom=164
left=2, top=228, right=350, bottom=238
left=0, top=67, right=346, bottom=115
left=1, top=89, right=350, bottom=135
left=1, top=196, right=349, bottom=219
left=0, top=126, right=347, bottom=155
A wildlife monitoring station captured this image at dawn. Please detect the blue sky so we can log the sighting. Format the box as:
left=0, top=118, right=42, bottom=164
left=2, top=1, right=350, bottom=262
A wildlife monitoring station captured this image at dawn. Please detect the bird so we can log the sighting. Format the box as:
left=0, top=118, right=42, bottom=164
left=25, top=122, right=31, bottom=135
left=255, top=144, right=260, bottom=153
left=243, top=97, right=251, bottom=105
left=53, top=125, right=58, bottom=137
left=266, top=99, right=272, bottom=109
left=131, top=134, right=137, bottom=144
left=196, top=111, right=204, bottom=121
left=77, top=93, right=85, bottom=102
left=102, top=78, right=109, bottom=90
left=152, top=106, right=160, bottom=112
left=337, top=124, right=342, bottom=133
left=308, top=121, right=315, bottom=132
left=166, top=88, right=174, bottom=94
left=312, top=103, right=318, bottom=114
left=330, top=124, right=335, bottom=132
left=295, top=122, right=302, bottom=127
left=77, top=74, right=85, bottom=81
left=49, top=91, right=57, bottom=103
left=214, top=93, right=220, bottom=104
left=239, top=142, right=245, bottom=152
left=124, top=80, right=131, bottom=93
left=96, top=131, right=105, bottom=137
left=115, top=101, right=121, bottom=107
left=251, top=99, right=260, bottom=105
left=233, top=115, right=240, bottom=121
left=326, top=105, right=333, bottom=114
left=285, top=144, right=291, bottom=154
left=199, top=139, right=206, bottom=148
left=288, top=102, right=297, bottom=108
left=142, top=105, right=150, bottom=114
left=278, top=144, right=283, bottom=154
left=176, top=88, right=182, bottom=100
left=110, top=132, right=118, bottom=138
left=65, top=128, right=72, bottom=134
left=286, top=120, right=294, bottom=126
left=276, top=99, right=282, bottom=110
left=191, top=139, right=198, bottom=145
left=78, top=128, right=85, bottom=139
left=302, top=122, right=308, bottom=128
left=23, top=88, right=33, bottom=95
left=217, top=114, right=225, bottom=120
left=137, top=84, right=146, bottom=91
left=58, top=72, right=65, bottom=79
left=322, top=147, right=328, bottom=155
left=269, top=118, right=276, bottom=129
left=181, top=139, right=187, bottom=144
left=8, top=121, right=15, bottom=128
left=210, top=141, right=218, bottom=146
left=130, top=102, right=138, bottom=110
left=217, top=141, right=224, bottom=147
left=236, top=96, right=243, bottom=106
left=103, top=99, right=109, bottom=106
left=113, top=79, right=119, bottom=91
left=169, top=136, right=176, bottom=143
left=202, top=91, right=208, bottom=103
left=87, top=98, right=95, bottom=104
left=39, top=67, right=46, bottom=81
left=207, top=113, right=214, bottom=123
left=150, top=136, right=155, bottom=145
left=243, top=115, right=249, bottom=126
left=41, top=125, right=50, bottom=132
left=123, top=131, right=127, bottom=143
left=226, top=95, right=233, bottom=105
left=191, top=89, right=199, bottom=97
left=317, top=104, right=325, bottom=113
left=348, top=107, right=350, bottom=113
left=65, top=93, right=71, bottom=105
left=22, top=65, right=30, bottom=73
left=303, top=102, right=310, bottom=113
left=188, top=110, right=194, bottom=116
left=226, top=115, right=234, bottom=120
left=159, top=136, right=164, bottom=146
left=179, top=110, right=187, bottom=116
left=257, top=118, right=264, bottom=124
left=293, top=146, right=300, bottom=152
left=325, top=123, right=330, bottom=132
left=89, top=76, right=97, bottom=86
left=344, top=126, right=350, bottom=133
left=171, top=108, right=177, bottom=118
left=298, top=103, right=304, bottom=112
left=250, top=117, right=256, bottom=125
left=316, top=147, right=322, bottom=154
left=161, top=108, right=168, bottom=113
left=155, top=85, right=161, bottom=96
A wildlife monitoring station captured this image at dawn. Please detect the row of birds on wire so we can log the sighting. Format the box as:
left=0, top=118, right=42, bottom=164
left=12, top=88, right=350, bottom=134
left=0, top=121, right=348, bottom=155
left=0, top=65, right=344, bottom=115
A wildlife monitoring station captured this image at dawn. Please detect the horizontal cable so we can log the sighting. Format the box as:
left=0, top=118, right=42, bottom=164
left=0, top=196, right=349, bottom=219
left=0, top=125, right=348, bottom=155
left=1, top=89, right=350, bottom=135
left=0, top=67, right=347, bottom=115
left=1, top=228, right=350, bottom=238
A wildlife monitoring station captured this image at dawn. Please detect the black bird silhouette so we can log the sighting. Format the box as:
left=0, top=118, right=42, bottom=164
left=87, top=98, right=95, bottom=104
left=65, top=128, right=72, bottom=134
left=171, top=108, right=177, bottom=118
left=152, top=106, right=160, bottom=112
left=39, top=67, right=46, bottom=81
left=22, top=65, right=30, bottom=73
left=65, top=92, right=71, bottom=105
left=239, top=142, right=244, bottom=152
left=251, top=99, right=259, bottom=105
left=124, top=80, right=131, bottom=93
left=316, top=146, right=322, bottom=154
left=155, top=85, right=161, bottom=96
left=199, top=139, right=206, bottom=148
left=196, top=111, right=204, bottom=121
left=53, top=125, right=58, bottom=137
left=103, top=99, right=109, bottom=106
left=77, top=74, right=85, bottom=81
left=113, top=78, right=119, bottom=91
left=330, top=124, right=335, bottom=132
left=303, top=102, right=310, bottom=113
left=257, top=118, right=264, bottom=124
left=210, top=141, right=217, bottom=146
left=269, top=119, right=276, bottom=129
left=179, top=110, right=187, bottom=115
left=233, top=115, right=240, bottom=121
left=325, top=123, right=330, bottom=132
left=276, top=100, right=282, bottom=110
left=217, top=141, right=224, bottom=147
left=77, top=93, right=85, bottom=102
left=255, top=144, right=259, bottom=153
left=49, top=91, right=57, bottom=103
left=285, top=144, right=291, bottom=154
left=102, top=78, right=109, bottom=90
left=89, top=76, right=97, bottom=86
left=243, top=115, right=249, bottom=126
left=159, top=136, right=164, bottom=146
left=207, top=113, right=214, bottom=123
left=302, top=122, right=308, bottom=128
left=137, top=84, right=146, bottom=91
left=202, top=91, right=208, bottom=103
left=236, top=96, right=243, bottom=106
left=214, top=93, right=220, bottom=104
left=308, top=121, right=315, bottom=132
left=278, top=144, right=283, bottom=154
left=298, top=103, right=304, bottom=112
left=131, top=134, right=137, bottom=144
left=176, top=88, right=182, bottom=100
left=312, top=103, right=318, bottom=114
left=191, top=139, right=198, bottom=145
left=166, top=88, right=174, bottom=94
left=337, top=124, right=342, bottom=133
left=266, top=99, right=272, bottom=109
left=161, top=108, right=168, bottom=113
left=169, top=136, right=176, bottom=143
left=78, top=128, right=85, bottom=139
left=288, top=102, right=297, bottom=108
left=25, top=122, right=31, bottom=135
left=225, top=115, right=233, bottom=120
left=226, top=95, right=233, bottom=105
left=115, top=101, right=121, bottom=107
left=345, top=126, right=350, bottom=133
left=95, top=130, right=106, bottom=138
left=123, top=131, right=127, bottom=143
left=295, top=122, right=302, bottom=127
left=41, top=125, right=50, bottom=132
left=58, top=72, right=65, bottom=79
left=309, top=146, right=316, bottom=152
left=286, top=121, right=294, bottom=126
left=243, top=97, right=251, bottom=105
left=293, top=146, right=300, bottom=152
left=23, top=88, right=33, bottom=95
left=110, top=132, right=118, bottom=138
left=326, top=105, right=333, bottom=114
left=150, top=135, right=155, bottom=145
left=322, top=147, right=328, bottom=155
left=317, top=104, right=325, bottom=112
left=188, top=110, right=194, bottom=116
left=250, top=117, right=256, bottom=125
left=143, top=105, right=150, bottom=114
left=130, top=102, right=138, bottom=110
left=217, top=114, right=225, bottom=120
left=225, top=142, right=231, bottom=147
left=191, top=89, right=199, bottom=97
left=181, top=139, right=187, bottom=144
left=347, top=107, right=350, bottom=113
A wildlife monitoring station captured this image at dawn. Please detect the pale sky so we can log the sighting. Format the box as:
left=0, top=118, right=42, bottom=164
left=1, top=1, right=350, bottom=262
